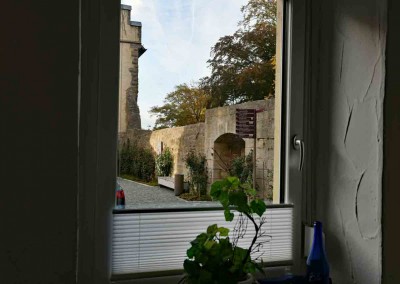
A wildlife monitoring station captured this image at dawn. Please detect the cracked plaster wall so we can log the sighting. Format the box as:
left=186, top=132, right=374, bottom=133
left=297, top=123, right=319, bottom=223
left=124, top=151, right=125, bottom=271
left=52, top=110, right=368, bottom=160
left=312, top=0, right=386, bottom=283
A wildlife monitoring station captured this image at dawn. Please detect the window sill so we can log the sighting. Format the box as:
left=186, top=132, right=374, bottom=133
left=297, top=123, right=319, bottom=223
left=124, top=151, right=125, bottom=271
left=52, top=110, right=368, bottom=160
left=111, top=265, right=292, bottom=284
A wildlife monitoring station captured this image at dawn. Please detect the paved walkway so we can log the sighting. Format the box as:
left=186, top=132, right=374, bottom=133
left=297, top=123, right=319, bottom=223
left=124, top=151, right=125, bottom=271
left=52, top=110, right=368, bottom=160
left=117, top=177, right=220, bottom=209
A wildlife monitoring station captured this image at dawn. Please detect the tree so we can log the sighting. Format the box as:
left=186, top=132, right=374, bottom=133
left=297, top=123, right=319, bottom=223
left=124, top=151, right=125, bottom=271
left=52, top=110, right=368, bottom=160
left=203, top=0, right=277, bottom=107
left=149, top=83, right=210, bottom=129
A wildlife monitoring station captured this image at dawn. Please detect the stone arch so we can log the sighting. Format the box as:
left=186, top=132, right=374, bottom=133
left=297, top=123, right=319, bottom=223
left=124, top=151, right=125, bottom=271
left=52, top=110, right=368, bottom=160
left=212, top=133, right=245, bottom=182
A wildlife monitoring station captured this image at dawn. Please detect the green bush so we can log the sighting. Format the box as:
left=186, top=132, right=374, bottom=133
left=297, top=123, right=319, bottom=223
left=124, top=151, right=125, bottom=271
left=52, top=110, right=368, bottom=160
left=118, top=139, right=155, bottom=182
left=228, top=150, right=253, bottom=186
left=185, top=151, right=208, bottom=196
left=155, top=147, right=174, bottom=176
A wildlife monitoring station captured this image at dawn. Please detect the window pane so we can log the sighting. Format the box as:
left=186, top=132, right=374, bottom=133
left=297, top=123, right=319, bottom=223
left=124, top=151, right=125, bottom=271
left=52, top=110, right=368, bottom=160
left=116, top=0, right=283, bottom=208
left=113, top=0, right=291, bottom=278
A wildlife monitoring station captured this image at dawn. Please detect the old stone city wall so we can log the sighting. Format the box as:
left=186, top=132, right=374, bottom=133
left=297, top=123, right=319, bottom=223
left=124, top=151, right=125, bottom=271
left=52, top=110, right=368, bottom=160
left=119, top=123, right=205, bottom=177
left=119, top=98, right=275, bottom=197
left=204, top=99, right=275, bottom=198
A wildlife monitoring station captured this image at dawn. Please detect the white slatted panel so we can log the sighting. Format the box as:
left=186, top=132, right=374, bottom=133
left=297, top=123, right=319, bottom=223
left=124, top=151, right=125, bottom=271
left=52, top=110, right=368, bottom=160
left=112, top=207, right=293, bottom=275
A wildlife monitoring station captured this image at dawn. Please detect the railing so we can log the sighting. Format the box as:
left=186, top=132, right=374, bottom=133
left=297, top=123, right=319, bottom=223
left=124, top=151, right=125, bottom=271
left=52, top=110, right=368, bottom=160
left=112, top=205, right=294, bottom=277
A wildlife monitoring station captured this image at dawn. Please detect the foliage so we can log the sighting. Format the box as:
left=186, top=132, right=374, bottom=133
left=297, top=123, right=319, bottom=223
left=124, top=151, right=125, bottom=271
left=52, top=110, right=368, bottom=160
left=229, top=150, right=254, bottom=186
left=265, top=169, right=273, bottom=200
left=120, top=174, right=158, bottom=187
left=150, top=0, right=277, bottom=128
left=182, top=177, right=269, bottom=284
left=182, top=224, right=250, bottom=284
left=179, top=193, right=212, bottom=202
left=149, top=83, right=210, bottom=129
left=202, top=0, right=277, bottom=107
left=118, top=139, right=155, bottom=182
left=155, top=147, right=174, bottom=177
left=185, top=151, right=209, bottom=197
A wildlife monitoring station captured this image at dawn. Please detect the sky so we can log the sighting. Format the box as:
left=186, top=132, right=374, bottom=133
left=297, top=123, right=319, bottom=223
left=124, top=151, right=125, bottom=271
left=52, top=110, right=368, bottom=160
left=121, top=0, right=248, bottom=129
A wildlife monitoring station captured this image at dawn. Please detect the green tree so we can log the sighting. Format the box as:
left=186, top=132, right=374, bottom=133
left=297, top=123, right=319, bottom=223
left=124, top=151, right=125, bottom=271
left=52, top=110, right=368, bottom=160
left=203, top=0, right=277, bottom=107
left=149, top=83, right=210, bottom=129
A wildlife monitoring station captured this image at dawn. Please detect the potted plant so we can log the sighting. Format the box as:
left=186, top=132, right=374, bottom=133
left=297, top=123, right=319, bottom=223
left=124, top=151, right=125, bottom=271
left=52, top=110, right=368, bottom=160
left=180, top=176, right=270, bottom=284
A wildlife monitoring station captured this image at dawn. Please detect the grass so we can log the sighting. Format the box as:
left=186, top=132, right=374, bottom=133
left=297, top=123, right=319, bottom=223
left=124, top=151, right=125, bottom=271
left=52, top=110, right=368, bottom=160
left=179, top=192, right=213, bottom=201
left=119, top=174, right=158, bottom=186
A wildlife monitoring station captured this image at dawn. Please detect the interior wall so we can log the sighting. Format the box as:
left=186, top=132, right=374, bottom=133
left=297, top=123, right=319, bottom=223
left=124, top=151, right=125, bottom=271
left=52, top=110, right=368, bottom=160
left=0, top=1, right=79, bottom=283
left=311, top=0, right=386, bottom=283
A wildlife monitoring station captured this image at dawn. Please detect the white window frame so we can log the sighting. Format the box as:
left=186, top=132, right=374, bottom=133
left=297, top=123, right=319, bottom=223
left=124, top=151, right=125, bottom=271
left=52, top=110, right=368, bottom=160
left=282, top=0, right=309, bottom=275
left=76, top=0, right=311, bottom=283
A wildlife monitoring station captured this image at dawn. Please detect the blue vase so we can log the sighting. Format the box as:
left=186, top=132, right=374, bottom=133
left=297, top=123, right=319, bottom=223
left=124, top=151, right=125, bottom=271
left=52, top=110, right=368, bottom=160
left=306, top=221, right=330, bottom=284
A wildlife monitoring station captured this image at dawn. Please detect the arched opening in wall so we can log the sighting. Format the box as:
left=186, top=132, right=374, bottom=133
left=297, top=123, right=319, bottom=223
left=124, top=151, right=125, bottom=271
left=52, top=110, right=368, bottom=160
left=213, top=133, right=245, bottom=182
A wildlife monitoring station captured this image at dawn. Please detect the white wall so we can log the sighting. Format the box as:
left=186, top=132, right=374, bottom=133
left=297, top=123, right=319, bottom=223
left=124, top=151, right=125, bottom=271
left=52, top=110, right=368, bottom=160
left=311, top=0, right=386, bottom=283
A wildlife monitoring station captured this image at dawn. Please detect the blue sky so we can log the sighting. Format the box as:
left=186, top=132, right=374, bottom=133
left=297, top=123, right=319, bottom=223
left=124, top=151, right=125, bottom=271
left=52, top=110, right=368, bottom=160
left=121, top=0, right=248, bottom=129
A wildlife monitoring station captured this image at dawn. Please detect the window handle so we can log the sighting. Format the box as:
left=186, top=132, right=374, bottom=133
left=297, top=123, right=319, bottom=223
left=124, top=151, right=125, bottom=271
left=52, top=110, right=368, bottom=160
left=293, top=136, right=304, bottom=171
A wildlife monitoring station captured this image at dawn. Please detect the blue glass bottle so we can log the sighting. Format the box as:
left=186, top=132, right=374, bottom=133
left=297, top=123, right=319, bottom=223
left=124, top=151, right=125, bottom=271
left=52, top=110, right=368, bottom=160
left=306, top=221, right=330, bottom=284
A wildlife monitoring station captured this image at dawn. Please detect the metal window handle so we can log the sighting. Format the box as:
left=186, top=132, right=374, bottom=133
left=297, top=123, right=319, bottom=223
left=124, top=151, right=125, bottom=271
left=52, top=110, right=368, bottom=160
left=293, top=136, right=305, bottom=171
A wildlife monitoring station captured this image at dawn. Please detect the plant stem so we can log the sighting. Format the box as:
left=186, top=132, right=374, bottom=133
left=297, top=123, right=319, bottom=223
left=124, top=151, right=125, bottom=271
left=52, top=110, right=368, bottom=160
left=242, top=212, right=259, bottom=267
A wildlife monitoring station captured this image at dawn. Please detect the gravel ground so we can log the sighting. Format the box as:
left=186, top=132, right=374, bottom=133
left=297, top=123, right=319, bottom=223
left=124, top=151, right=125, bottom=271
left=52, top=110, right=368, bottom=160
left=117, top=177, right=220, bottom=209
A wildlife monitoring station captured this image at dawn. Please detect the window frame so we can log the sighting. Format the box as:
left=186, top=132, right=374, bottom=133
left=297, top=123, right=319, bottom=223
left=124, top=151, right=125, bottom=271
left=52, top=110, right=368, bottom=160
left=281, top=0, right=309, bottom=275
left=76, top=0, right=311, bottom=282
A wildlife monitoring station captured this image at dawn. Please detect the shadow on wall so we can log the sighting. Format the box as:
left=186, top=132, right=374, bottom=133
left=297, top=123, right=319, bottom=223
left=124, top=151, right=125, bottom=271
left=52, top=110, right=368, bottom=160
left=310, top=0, right=385, bottom=282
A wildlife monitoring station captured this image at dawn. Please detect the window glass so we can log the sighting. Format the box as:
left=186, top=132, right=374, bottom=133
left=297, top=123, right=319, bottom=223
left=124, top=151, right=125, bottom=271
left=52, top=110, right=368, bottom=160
left=111, top=0, right=295, bottom=278
left=116, top=0, right=283, bottom=209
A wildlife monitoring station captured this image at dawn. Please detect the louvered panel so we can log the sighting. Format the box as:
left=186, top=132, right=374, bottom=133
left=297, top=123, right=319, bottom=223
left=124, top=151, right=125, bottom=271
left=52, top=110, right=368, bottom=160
left=112, top=207, right=293, bottom=275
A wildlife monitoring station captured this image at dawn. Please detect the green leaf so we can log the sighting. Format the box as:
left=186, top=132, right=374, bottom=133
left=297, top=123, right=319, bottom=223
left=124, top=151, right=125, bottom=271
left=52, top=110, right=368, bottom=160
left=244, top=261, right=257, bottom=273
left=184, top=259, right=200, bottom=276
left=219, top=190, right=230, bottom=208
left=245, top=186, right=257, bottom=197
left=187, top=246, right=197, bottom=258
left=229, top=190, right=249, bottom=212
left=217, top=227, right=230, bottom=237
left=206, top=224, right=218, bottom=235
left=227, top=176, right=240, bottom=188
left=224, top=209, right=234, bottom=221
left=231, top=246, right=249, bottom=272
left=250, top=199, right=267, bottom=216
left=219, top=238, right=234, bottom=260
left=192, top=233, right=208, bottom=246
left=210, top=180, right=224, bottom=198
left=204, top=240, right=216, bottom=250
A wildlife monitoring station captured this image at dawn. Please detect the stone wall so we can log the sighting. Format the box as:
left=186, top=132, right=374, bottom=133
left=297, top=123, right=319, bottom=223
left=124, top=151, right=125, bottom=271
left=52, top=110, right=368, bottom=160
left=119, top=128, right=152, bottom=150
left=119, top=5, right=145, bottom=132
left=149, top=124, right=205, bottom=176
left=120, top=123, right=205, bottom=177
left=119, top=99, right=275, bottom=197
left=205, top=99, right=275, bottom=197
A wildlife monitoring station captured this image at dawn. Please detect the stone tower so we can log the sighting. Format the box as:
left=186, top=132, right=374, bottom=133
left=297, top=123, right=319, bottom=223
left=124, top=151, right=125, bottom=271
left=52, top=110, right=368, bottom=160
left=119, top=5, right=146, bottom=132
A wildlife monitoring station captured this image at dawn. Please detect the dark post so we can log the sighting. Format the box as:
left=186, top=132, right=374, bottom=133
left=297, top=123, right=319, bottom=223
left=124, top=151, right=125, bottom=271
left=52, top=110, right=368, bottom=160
left=174, top=174, right=184, bottom=196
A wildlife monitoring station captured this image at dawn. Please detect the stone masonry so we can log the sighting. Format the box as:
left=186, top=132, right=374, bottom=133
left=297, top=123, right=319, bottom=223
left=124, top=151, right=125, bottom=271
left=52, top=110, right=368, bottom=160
left=119, top=99, right=275, bottom=198
left=119, top=5, right=146, bottom=132
left=205, top=99, right=275, bottom=197
left=120, top=123, right=205, bottom=178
